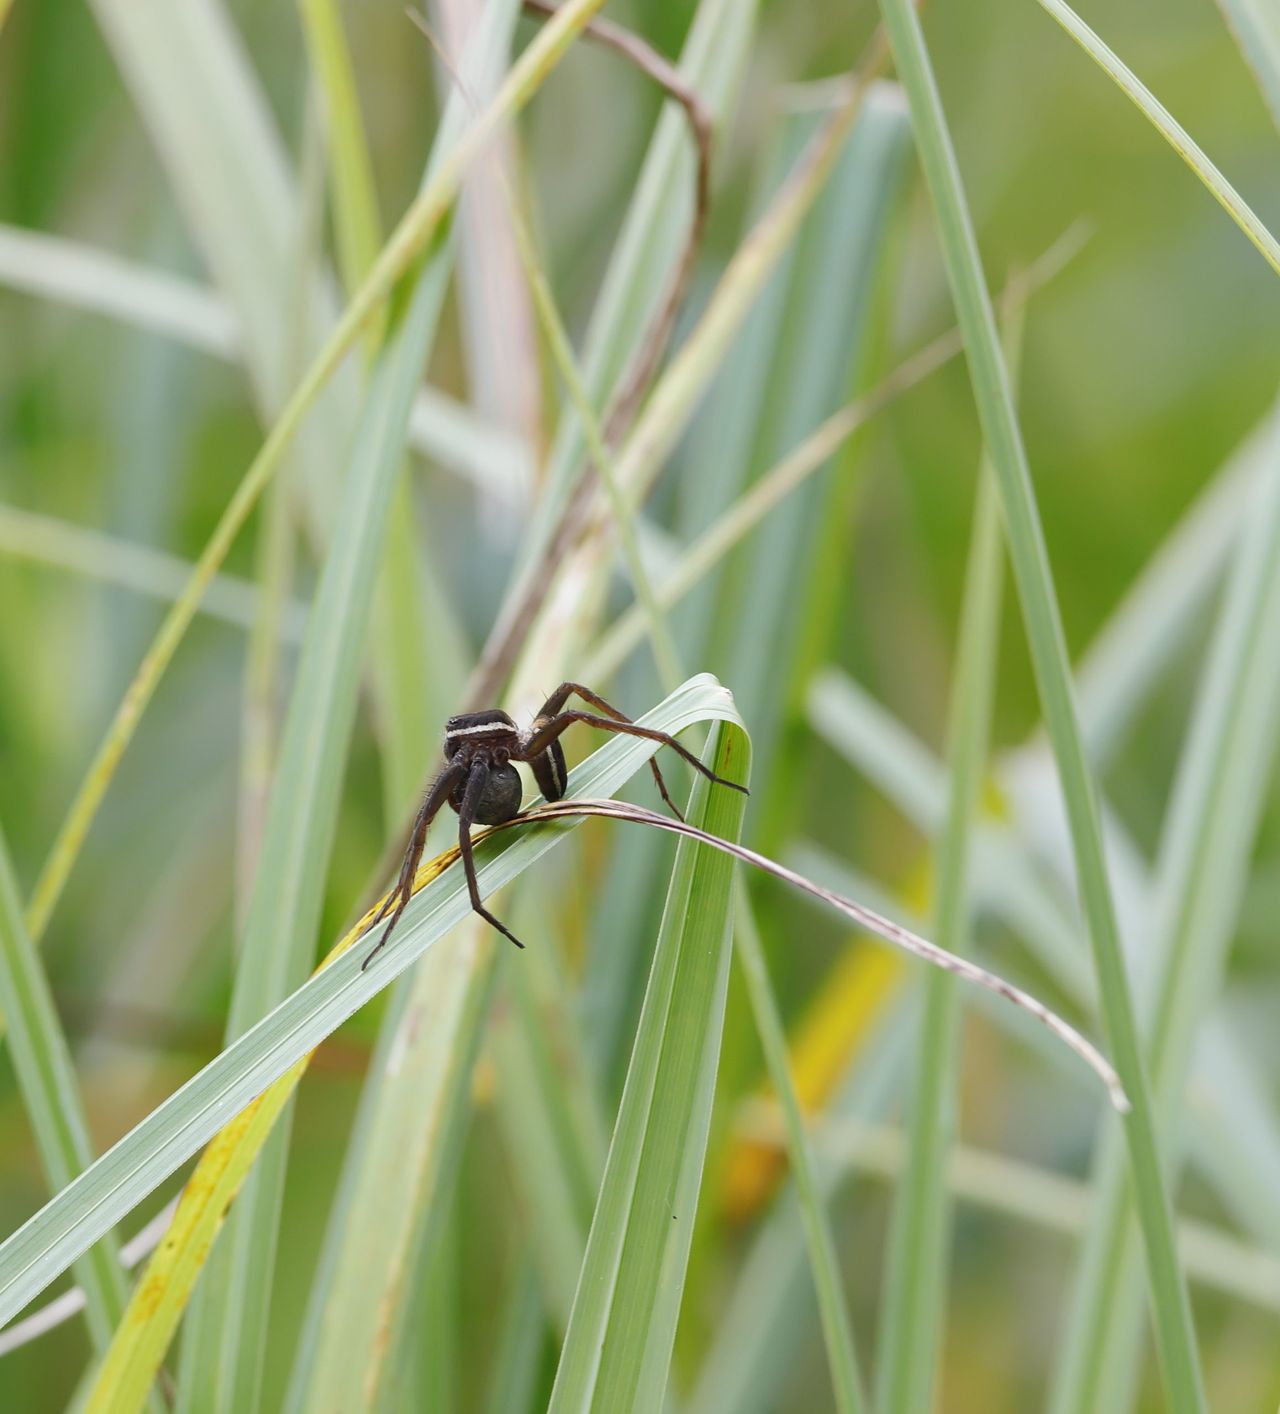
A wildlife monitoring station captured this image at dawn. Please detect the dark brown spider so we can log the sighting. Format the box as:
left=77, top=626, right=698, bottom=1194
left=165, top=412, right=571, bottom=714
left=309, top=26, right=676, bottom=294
left=361, top=681, right=747, bottom=968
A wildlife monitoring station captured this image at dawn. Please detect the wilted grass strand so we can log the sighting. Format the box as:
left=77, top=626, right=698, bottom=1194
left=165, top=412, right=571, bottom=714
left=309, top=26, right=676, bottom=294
left=875, top=0, right=1205, bottom=1405
left=499, top=0, right=761, bottom=599
left=523, top=799, right=1123, bottom=1105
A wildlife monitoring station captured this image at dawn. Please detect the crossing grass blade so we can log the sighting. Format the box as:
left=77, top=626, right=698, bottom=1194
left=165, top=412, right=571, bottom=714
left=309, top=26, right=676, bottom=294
left=0, top=221, right=526, bottom=495
left=874, top=0, right=1205, bottom=1404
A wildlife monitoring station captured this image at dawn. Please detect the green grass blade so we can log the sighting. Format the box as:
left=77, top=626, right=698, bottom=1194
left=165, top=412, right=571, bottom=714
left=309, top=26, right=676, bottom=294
left=297, top=0, right=384, bottom=329
left=1048, top=409, right=1280, bottom=1411
left=1032, top=0, right=1280, bottom=277
left=175, top=1, right=521, bottom=1382
left=874, top=452, right=1004, bottom=1414
left=1217, top=0, right=1280, bottom=131
left=734, top=885, right=867, bottom=1414
left=0, top=676, right=743, bottom=1334
left=0, top=821, right=129, bottom=1355
left=288, top=938, right=498, bottom=1413
left=547, top=719, right=750, bottom=1414
left=874, top=1, right=1204, bottom=1406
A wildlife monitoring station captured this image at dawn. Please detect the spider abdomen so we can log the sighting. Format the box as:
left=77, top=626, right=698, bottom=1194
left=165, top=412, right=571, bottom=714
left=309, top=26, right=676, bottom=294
left=461, top=760, right=524, bottom=824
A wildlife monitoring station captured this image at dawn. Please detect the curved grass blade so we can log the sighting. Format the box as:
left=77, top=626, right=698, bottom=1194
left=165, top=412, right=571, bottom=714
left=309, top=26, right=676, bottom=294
left=524, top=800, right=1123, bottom=1109
left=873, top=1, right=1204, bottom=1404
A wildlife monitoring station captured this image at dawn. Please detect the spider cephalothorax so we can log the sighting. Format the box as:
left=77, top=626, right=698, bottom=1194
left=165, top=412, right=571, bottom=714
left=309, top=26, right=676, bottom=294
left=361, top=681, right=746, bottom=968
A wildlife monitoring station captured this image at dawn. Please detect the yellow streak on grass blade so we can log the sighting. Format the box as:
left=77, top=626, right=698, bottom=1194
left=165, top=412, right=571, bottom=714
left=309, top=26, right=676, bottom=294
left=83, top=849, right=457, bottom=1414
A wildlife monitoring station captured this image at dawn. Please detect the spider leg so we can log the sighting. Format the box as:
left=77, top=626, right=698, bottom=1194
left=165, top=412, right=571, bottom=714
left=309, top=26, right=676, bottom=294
left=362, top=761, right=467, bottom=970
left=532, top=682, right=691, bottom=819
left=522, top=710, right=748, bottom=806
left=458, top=762, right=527, bottom=950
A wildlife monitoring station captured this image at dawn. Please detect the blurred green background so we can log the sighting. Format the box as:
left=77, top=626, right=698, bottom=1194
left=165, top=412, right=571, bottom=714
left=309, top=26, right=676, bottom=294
left=1, top=0, right=1278, bottom=1409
